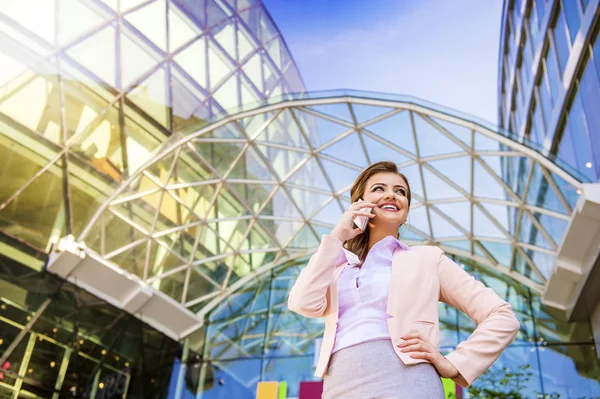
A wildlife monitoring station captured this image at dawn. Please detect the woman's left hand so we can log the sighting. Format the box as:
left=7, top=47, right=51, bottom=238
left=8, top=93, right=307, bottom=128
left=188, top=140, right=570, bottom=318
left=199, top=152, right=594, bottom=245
left=398, top=333, right=460, bottom=379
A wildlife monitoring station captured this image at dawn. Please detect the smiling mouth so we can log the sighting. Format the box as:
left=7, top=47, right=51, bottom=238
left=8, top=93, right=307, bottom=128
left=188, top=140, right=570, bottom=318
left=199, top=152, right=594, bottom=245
left=379, top=204, right=400, bottom=212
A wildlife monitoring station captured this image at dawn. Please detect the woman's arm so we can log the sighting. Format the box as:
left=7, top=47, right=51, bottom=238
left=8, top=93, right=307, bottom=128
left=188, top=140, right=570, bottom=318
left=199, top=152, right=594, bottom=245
left=437, top=250, right=520, bottom=388
left=287, top=235, right=344, bottom=318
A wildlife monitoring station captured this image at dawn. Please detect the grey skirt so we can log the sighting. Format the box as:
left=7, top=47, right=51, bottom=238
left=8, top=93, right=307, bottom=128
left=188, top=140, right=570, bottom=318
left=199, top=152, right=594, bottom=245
left=322, top=339, right=445, bottom=399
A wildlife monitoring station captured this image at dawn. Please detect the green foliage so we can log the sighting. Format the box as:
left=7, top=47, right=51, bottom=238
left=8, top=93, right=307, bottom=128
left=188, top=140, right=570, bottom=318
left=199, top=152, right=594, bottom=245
left=468, top=364, right=563, bottom=399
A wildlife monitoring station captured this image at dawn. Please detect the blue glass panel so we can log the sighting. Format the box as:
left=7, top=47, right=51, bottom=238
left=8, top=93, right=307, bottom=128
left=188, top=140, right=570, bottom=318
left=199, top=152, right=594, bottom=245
left=566, top=92, right=598, bottom=181
left=578, top=59, right=600, bottom=180
left=545, top=46, right=561, bottom=101
left=553, top=7, right=571, bottom=73
left=538, top=345, right=600, bottom=397
left=563, top=0, right=581, bottom=45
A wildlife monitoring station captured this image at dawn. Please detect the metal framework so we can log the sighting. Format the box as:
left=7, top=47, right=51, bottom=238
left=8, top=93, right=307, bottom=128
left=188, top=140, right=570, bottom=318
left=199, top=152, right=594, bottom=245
left=76, top=92, right=584, bottom=325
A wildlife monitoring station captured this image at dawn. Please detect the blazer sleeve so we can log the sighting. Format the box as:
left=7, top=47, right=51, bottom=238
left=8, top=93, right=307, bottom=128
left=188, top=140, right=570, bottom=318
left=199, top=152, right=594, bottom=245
left=437, top=249, right=520, bottom=388
left=287, top=234, right=344, bottom=318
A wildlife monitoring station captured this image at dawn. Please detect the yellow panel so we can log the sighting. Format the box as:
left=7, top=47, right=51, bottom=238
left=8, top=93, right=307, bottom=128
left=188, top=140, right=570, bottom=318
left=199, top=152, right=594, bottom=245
left=256, top=381, right=278, bottom=399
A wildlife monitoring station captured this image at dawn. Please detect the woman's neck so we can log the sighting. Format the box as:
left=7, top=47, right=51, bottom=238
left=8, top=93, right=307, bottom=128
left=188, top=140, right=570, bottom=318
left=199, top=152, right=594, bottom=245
left=367, top=225, right=399, bottom=252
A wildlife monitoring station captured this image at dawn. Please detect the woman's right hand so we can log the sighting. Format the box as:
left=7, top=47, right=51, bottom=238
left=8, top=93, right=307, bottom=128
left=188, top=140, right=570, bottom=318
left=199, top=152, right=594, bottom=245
left=330, top=200, right=376, bottom=242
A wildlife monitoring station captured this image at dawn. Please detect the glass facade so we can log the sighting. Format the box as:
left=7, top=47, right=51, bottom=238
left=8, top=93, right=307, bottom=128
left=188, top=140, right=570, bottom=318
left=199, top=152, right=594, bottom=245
left=498, top=0, right=600, bottom=181
left=77, top=92, right=594, bottom=396
left=0, top=252, right=179, bottom=398
left=183, top=254, right=600, bottom=398
left=1, top=0, right=599, bottom=398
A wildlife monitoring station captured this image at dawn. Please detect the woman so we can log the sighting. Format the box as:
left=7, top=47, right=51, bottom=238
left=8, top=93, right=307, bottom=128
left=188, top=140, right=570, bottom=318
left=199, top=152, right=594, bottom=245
left=288, top=161, right=520, bottom=399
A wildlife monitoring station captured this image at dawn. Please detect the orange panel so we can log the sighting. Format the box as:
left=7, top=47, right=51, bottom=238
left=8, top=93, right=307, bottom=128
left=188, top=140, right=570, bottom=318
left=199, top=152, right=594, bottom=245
left=256, top=381, right=279, bottom=399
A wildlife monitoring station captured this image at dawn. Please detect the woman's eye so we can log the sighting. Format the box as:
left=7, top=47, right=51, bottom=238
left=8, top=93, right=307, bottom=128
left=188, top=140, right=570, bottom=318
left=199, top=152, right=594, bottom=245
left=396, top=189, right=406, bottom=195
left=374, top=187, right=383, bottom=191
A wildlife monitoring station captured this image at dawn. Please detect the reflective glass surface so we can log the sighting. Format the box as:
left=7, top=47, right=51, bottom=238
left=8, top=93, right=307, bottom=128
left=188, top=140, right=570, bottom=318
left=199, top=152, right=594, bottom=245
left=0, top=252, right=179, bottom=398
left=172, top=254, right=600, bottom=397
left=0, top=0, right=305, bottom=255
left=77, top=94, right=585, bottom=315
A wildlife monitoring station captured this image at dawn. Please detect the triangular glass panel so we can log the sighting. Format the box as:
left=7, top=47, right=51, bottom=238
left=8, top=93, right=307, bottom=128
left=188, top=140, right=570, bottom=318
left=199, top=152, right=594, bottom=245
left=312, top=198, right=343, bottom=225
left=530, top=250, right=555, bottom=280
left=242, top=53, right=263, bottom=91
left=518, top=212, right=553, bottom=250
left=287, top=157, right=331, bottom=191
left=120, top=26, right=162, bottom=89
left=256, top=109, right=308, bottom=149
left=434, top=201, right=471, bottom=235
left=473, top=159, right=510, bottom=200
left=288, top=187, right=331, bottom=218
left=191, top=140, right=244, bottom=178
left=212, top=20, right=237, bottom=60
left=265, top=36, right=284, bottom=69
left=413, top=113, right=465, bottom=158
left=169, top=2, right=202, bottom=52
left=256, top=145, right=306, bottom=180
left=171, top=78, right=207, bottom=130
left=427, top=156, right=472, bottom=195
left=321, top=132, right=368, bottom=167
left=397, top=163, right=423, bottom=200
left=127, top=66, right=169, bottom=127
left=399, top=226, right=427, bottom=242
left=263, top=188, right=302, bottom=218
left=429, top=208, right=464, bottom=239
left=238, top=27, right=256, bottom=61
left=351, top=104, right=395, bottom=125
left=228, top=183, right=275, bottom=214
left=125, top=0, right=167, bottom=51
left=58, top=0, right=110, bottom=45
left=289, top=224, right=320, bottom=249
left=66, top=23, right=116, bottom=86
left=120, top=0, right=152, bottom=12
left=480, top=241, right=513, bottom=267
left=479, top=202, right=511, bottom=233
left=168, top=146, right=213, bottom=184
left=318, top=159, right=359, bottom=193
left=146, top=240, right=187, bottom=278
left=239, top=111, right=277, bottom=137
left=146, top=152, right=177, bottom=185
left=213, top=73, right=239, bottom=113
left=474, top=242, right=488, bottom=260
left=305, top=103, right=353, bottom=124
left=406, top=206, right=430, bottom=238
left=206, top=0, right=230, bottom=27
left=473, top=205, right=507, bottom=239
left=474, top=131, right=501, bottom=151
left=259, top=10, right=279, bottom=44
left=208, top=40, right=234, bottom=87
left=365, top=111, right=416, bottom=155
left=2, top=0, right=57, bottom=44
left=362, top=134, right=411, bottom=165
left=186, top=267, right=223, bottom=302
left=174, top=36, right=208, bottom=88
left=298, top=111, right=350, bottom=149
left=228, top=146, right=276, bottom=181
left=240, top=6, right=261, bottom=41
left=422, top=167, right=464, bottom=201
left=538, top=213, right=568, bottom=246
left=443, top=240, right=472, bottom=253
left=549, top=171, right=580, bottom=212
left=107, top=239, right=148, bottom=276
left=240, top=78, right=260, bottom=106
left=430, top=118, right=472, bottom=147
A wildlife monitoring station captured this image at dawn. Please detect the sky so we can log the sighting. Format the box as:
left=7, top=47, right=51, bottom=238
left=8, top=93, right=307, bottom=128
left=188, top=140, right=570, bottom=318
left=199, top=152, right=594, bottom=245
left=262, top=0, right=504, bottom=125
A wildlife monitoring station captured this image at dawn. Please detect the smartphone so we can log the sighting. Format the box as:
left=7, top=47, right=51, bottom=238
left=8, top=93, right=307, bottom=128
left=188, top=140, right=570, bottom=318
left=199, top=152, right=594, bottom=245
left=353, top=198, right=372, bottom=231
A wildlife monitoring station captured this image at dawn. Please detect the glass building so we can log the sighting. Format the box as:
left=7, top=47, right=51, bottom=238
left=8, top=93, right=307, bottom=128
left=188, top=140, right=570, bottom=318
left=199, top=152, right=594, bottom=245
left=498, top=0, right=600, bottom=182
left=1, top=1, right=599, bottom=399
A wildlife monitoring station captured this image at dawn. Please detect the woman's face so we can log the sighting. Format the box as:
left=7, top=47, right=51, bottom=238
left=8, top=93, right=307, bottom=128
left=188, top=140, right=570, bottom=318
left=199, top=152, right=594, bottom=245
left=361, top=172, right=410, bottom=229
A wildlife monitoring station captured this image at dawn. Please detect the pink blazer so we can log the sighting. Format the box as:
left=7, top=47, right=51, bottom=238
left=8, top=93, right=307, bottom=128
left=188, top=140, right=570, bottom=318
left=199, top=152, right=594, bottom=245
left=288, top=235, right=520, bottom=388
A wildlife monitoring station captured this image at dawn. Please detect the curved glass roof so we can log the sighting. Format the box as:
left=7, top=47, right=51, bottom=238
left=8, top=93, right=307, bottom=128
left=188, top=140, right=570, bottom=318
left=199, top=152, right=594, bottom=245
left=77, top=90, right=584, bottom=321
